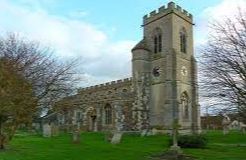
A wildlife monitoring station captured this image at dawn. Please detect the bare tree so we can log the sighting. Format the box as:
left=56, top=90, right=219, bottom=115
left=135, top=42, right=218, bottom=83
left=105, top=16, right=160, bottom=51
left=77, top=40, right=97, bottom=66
left=201, top=10, right=246, bottom=122
left=0, top=34, right=80, bottom=149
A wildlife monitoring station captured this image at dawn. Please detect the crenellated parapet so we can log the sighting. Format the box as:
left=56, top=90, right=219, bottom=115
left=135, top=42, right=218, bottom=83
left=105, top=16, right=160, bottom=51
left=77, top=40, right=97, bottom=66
left=77, top=78, right=133, bottom=104
left=78, top=77, right=132, bottom=93
left=143, top=2, right=193, bottom=26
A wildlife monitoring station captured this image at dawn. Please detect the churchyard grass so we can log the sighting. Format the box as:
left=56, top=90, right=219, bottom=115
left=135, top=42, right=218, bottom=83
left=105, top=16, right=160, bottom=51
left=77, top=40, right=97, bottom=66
left=0, top=131, right=245, bottom=160
left=184, top=130, right=246, bottom=160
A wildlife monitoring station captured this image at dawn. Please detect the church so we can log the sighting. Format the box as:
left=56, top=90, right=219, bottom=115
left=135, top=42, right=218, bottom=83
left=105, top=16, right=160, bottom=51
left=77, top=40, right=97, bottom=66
left=57, top=2, right=201, bottom=134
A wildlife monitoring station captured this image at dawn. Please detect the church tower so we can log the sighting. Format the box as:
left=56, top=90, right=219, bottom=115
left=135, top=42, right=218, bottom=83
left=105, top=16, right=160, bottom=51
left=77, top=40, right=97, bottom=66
left=132, top=2, right=200, bottom=133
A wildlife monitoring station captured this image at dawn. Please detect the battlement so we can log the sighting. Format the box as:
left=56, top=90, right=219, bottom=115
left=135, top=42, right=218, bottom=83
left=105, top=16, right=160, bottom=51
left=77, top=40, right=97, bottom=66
left=78, top=77, right=132, bottom=92
left=143, top=2, right=193, bottom=25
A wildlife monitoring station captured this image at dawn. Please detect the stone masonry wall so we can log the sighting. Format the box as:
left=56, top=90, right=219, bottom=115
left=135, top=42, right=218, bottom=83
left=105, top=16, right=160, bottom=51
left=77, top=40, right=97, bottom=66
left=76, top=78, right=135, bottom=131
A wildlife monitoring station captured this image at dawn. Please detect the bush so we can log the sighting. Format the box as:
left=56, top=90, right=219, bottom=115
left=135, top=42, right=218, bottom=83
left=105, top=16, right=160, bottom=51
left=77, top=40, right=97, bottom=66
left=169, top=134, right=208, bottom=148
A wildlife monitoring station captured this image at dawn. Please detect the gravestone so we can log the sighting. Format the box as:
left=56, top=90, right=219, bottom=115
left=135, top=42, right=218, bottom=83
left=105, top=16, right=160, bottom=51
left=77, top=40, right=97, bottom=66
left=72, top=130, right=80, bottom=144
left=43, top=124, right=51, bottom=137
left=239, top=122, right=246, bottom=134
left=222, top=115, right=231, bottom=135
left=111, top=132, right=123, bottom=144
left=141, top=129, right=148, bottom=137
left=229, top=120, right=240, bottom=130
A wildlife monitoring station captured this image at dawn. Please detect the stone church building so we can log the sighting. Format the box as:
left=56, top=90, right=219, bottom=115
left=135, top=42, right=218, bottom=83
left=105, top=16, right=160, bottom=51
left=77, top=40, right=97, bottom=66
left=59, top=2, right=201, bottom=134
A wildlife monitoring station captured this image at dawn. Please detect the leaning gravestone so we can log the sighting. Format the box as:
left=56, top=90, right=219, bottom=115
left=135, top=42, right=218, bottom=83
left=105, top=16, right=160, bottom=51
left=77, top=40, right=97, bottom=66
left=43, top=124, right=51, bottom=137
left=111, top=132, right=123, bottom=144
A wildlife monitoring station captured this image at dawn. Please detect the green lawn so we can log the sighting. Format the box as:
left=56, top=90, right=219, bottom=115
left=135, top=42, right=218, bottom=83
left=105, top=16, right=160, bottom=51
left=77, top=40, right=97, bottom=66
left=0, top=131, right=245, bottom=160
left=184, top=131, right=246, bottom=160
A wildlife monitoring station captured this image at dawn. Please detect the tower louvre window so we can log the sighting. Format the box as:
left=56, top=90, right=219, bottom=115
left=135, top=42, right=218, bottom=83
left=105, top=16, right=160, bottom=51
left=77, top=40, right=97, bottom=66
left=180, top=28, right=187, bottom=53
left=154, top=36, right=158, bottom=53
left=153, top=28, right=162, bottom=53
left=158, top=35, right=162, bottom=52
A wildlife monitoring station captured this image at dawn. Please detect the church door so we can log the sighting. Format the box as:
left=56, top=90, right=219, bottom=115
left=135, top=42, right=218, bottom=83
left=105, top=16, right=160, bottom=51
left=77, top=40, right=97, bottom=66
left=87, top=107, right=97, bottom=132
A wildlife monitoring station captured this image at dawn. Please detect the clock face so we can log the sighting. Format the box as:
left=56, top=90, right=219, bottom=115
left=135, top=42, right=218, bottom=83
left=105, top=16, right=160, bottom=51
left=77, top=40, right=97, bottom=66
left=152, top=67, right=160, bottom=77
left=181, top=66, right=188, bottom=76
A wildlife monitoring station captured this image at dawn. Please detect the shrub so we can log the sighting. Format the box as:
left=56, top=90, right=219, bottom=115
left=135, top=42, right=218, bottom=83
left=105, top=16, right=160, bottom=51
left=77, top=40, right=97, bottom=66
left=169, top=134, right=208, bottom=148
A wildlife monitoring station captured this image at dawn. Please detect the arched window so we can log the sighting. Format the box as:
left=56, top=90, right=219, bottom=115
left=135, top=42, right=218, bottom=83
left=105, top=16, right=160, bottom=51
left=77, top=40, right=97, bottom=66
left=180, top=28, right=187, bottom=53
left=153, top=28, right=162, bottom=53
left=105, top=104, right=112, bottom=125
left=181, top=92, right=189, bottom=119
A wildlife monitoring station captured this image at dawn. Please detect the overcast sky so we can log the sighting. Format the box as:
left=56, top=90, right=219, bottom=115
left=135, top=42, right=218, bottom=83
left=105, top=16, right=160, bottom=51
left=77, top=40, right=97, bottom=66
left=0, top=0, right=245, bottom=87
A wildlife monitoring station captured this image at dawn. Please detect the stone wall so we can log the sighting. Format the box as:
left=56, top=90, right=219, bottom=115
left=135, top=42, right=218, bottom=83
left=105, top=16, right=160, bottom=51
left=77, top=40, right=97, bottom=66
left=76, top=78, right=135, bottom=131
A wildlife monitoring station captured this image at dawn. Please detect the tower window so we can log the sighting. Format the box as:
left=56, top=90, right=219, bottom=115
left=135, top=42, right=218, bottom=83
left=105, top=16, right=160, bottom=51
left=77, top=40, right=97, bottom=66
left=105, top=104, right=112, bottom=125
left=180, top=28, right=187, bottom=53
left=153, top=28, right=162, bottom=53
left=154, top=36, right=158, bottom=53
left=158, top=35, right=162, bottom=52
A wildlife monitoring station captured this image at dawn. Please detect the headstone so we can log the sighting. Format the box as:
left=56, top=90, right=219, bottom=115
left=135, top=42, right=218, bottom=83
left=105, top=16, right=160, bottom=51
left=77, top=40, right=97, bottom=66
left=111, top=132, right=123, bottom=144
left=141, top=129, right=148, bottom=137
left=222, top=115, right=231, bottom=135
left=72, top=130, right=80, bottom=144
left=43, top=124, right=51, bottom=137
left=32, top=122, right=41, bottom=131
left=229, top=120, right=240, bottom=130
left=240, top=122, right=246, bottom=134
